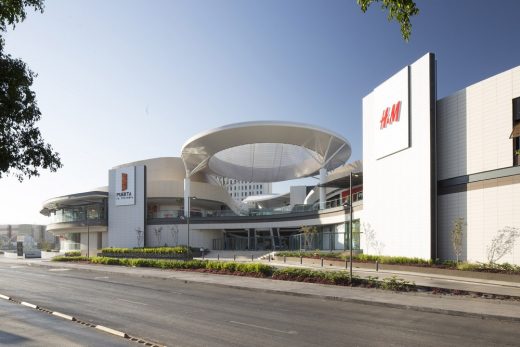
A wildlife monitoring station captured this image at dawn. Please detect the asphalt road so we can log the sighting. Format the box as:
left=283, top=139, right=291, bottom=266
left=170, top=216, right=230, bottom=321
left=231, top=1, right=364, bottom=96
left=0, top=298, right=132, bottom=346
left=1, top=263, right=519, bottom=347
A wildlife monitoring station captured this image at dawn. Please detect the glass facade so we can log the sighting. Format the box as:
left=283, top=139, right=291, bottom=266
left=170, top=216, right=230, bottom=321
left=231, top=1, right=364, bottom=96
left=49, top=204, right=106, bottom=224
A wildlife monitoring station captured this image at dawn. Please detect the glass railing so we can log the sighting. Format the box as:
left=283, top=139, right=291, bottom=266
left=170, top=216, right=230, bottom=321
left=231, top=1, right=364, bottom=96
left=147, top=196, right=362, bottom=220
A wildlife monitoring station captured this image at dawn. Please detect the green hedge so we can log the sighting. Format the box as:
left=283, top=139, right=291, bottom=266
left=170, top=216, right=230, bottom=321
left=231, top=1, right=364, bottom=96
left=456, top=262, right=520, bottom=274
left=101, top=246, right=190, bottom=255
left=275, top=251, right=432, bottom=265
left=64, top=251, right=81, bottom=257
left=88, top=257, right=274, bottom=276
left=52, top=256, right=88, bottom=262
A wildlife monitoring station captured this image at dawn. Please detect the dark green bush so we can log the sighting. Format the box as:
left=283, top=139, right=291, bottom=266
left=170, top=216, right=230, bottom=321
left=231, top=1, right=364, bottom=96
left=64, top=251, right=81, bottom=257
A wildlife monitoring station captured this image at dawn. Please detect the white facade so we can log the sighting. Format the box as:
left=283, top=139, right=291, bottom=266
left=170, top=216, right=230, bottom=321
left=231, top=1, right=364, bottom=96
left=362, top=53, right=436, bottom=259
left=437, top=67, right=520, bottom=264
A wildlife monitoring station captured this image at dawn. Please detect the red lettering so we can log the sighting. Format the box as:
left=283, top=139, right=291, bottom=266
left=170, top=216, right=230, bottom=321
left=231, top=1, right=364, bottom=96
left=380, top=101, right=401, bottom=129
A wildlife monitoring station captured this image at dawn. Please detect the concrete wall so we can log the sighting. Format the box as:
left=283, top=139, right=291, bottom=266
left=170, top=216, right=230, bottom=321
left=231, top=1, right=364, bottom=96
left=362, top=53, right=435, bottom=259
left=146, top=224, right=222, bottom=250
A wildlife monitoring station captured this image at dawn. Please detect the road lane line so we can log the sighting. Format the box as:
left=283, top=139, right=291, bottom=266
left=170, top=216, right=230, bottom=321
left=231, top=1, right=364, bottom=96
left=228, top=320, right=297, bottom=335
left=95, top=325, right=128, bottom=338
left=0, top=294, right=10, bottom=300
left=52, top=311, right=76, bottom=321
left=117, top=298, right=148, bottom=306
left=48, top=268, right=71, bottom=272
left=94, top=276, right=109, bottom=280
left=21, top=301, right=38, bottom=309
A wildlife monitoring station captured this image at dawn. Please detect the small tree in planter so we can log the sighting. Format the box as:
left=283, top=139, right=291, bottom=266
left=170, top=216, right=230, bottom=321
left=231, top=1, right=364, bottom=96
left=136, top=228, right=144, bottom=248
left=301, top=225, right=318, bottom=250
left=170, top=225, right=179, bottom=246
left=363, top=222, right=385, bottom=255
left=451, top=217, right=465, bottom=263
left=154, top=227, right=162, bottom=246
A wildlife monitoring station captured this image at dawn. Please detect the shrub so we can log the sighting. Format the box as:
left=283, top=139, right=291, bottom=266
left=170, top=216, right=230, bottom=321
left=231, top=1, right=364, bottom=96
left=64, top=251, right=81, bottom=257
left=52, top=256, right=88, bottom=262
left=101, top=246, right=190, bottom=255
left=379, top=276, right=415, bottom=292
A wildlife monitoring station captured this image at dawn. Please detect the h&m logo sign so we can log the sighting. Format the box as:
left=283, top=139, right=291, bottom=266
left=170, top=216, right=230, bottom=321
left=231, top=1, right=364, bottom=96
left=380, top=101, right=401, bottom=130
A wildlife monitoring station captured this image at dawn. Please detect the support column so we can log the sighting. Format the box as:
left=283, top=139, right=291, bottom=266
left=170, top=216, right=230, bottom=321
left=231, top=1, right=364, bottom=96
left=184, top=177, right=190, bottom=217
left=319, top=168, right=326, bottom=210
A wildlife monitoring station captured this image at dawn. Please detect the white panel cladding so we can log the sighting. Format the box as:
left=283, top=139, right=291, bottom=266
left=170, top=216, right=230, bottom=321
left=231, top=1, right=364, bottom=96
left=362, top=53, right=433, bottom=259
left=438, top=176, right=520, bottom=265
left=108, top=165, right=146, bottom=248
left=437, top=66, right=520, bottom=180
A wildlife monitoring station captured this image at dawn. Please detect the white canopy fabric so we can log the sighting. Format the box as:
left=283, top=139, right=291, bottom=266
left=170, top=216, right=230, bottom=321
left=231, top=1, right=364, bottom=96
left=181, top=121, right=351, bottom=182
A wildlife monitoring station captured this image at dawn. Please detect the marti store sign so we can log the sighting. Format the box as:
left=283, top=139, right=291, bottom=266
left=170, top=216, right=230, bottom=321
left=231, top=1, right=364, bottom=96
left=115, top=166, right=136, bottom=206
left=373, top=66, right=410, bottom=159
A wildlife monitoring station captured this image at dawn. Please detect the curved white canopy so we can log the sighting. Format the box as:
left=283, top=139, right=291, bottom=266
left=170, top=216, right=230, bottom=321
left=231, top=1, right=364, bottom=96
left=181, top=121, right=351, bottom=182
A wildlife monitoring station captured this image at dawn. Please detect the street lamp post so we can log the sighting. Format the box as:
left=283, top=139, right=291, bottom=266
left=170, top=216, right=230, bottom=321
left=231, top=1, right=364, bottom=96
left=86, top=207, right=90, bottom=259
left=349, top=171, right=353, bottom=282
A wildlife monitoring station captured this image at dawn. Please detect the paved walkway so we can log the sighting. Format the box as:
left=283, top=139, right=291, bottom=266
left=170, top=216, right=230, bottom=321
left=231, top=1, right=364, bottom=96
left=1, top=255, right=520, bottom=322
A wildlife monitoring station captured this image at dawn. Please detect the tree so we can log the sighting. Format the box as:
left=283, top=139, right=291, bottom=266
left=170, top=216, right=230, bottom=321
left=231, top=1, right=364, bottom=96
left=0, top=0, right=62, bottom=181
left=357, top=0, right=419, bottom=41
left=486, top=227, right=520, bottom=264
left=451, top=217, right=465, bottom=263
left=363, top=222, right=385, bottom=255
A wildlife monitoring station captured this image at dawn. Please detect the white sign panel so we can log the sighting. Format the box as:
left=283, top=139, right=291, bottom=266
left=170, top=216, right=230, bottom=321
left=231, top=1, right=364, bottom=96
left=115, top=166, right=135, bottom=206
left=373, top=66, right=410, bottom=159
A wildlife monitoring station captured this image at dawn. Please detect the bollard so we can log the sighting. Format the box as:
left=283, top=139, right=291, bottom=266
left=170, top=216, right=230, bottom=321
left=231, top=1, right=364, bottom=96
left=345, top=258, right=348, bottom=269
left=284, top=256, right=286, bottom=263
left=233, top=254, right=236, bottom=261
left=321, top=258, right=324, bottom=267
left=251, top=254, right=254, bottom=261
left=217, top=253, right=220, bottom=261
left=300, top=256, right=303, bottom=265
left=268, top=255, right=271, bottom=262
left=376, top=260, right=379, bottom=272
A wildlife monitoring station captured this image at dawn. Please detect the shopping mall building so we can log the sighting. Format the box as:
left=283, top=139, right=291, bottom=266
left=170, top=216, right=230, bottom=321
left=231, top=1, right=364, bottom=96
left=41, top=53, right=520, bottom=264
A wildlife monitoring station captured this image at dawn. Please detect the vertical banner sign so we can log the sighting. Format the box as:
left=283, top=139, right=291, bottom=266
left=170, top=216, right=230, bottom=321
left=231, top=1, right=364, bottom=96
left=373, top=66, right=410, bottom=159
left=115, top=166, right=136, bottom=206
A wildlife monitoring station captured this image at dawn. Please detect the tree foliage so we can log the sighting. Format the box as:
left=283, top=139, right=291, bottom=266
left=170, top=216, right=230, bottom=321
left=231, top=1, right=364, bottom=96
left=486, top=227, right=520, bottom=264
left=0, top=0, right=62, bottom=181
left=357, top=0, right=419, bottom=41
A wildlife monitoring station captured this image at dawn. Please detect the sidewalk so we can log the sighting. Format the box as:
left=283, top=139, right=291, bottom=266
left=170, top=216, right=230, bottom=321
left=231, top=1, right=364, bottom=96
left=2, top=256, right=520, bottom=322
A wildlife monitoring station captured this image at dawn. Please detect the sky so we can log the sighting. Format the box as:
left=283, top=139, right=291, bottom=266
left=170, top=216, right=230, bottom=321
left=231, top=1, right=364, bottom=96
left=1, top=0, right=520, bottom=224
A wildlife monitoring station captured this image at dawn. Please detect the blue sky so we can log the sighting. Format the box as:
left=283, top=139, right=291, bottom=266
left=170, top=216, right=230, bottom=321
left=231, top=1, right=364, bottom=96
left=1, top=0, right=520, bottom=224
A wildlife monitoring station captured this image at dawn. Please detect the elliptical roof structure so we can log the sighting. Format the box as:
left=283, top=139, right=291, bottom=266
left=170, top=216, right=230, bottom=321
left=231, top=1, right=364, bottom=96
left=181, top=121, right=351, bottom=182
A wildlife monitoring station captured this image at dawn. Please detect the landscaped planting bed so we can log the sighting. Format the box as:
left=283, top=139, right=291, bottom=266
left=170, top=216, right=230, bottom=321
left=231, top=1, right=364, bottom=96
left=275, top=251, right=520, bottom=275
left=100, top=246, right=192, bottom=259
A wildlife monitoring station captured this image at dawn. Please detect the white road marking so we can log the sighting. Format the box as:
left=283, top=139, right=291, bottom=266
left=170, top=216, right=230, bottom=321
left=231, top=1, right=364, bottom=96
left=9, top=266, right=25, bottom=269
left=94, top=276, right=109, bottom=280
left=228, top=320, right=297, bottom=335
left=117, top=298, right=148, bottom=306
left=48, top=268, right=70, bottom=272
